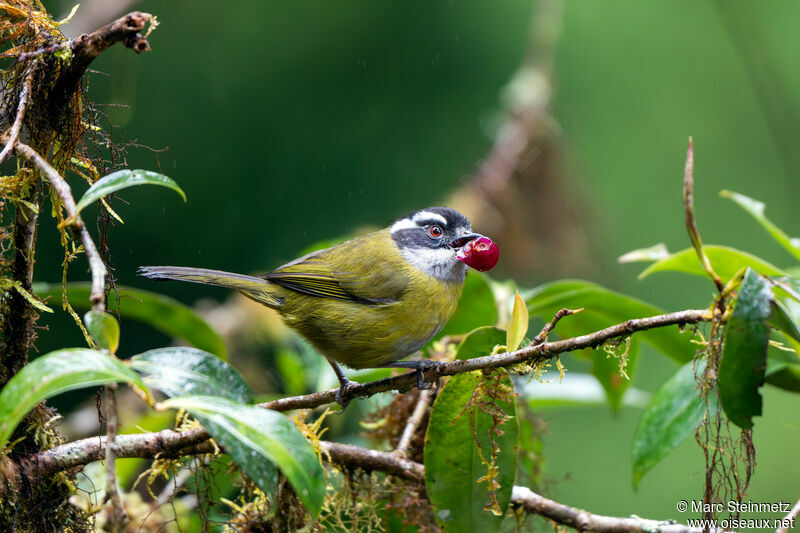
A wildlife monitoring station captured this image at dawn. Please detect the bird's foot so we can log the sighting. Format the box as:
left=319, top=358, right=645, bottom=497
left=333, top=377, right=359, bottom=414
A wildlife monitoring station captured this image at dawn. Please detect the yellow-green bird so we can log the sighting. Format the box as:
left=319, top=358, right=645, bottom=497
left=139, top=207, right=499, bottom=405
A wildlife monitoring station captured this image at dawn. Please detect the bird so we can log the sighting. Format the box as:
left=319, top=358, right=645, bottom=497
left=139, top=206, right=499, bottom=406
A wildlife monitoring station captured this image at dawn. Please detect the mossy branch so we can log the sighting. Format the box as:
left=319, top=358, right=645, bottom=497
left=0, top=307, right=712, bottom=498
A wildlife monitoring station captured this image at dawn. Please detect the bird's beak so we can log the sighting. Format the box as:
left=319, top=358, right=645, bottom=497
left=449, top=233, right=482, bottom=249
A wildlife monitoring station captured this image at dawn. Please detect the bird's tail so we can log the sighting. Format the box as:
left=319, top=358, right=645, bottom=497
left=138, top=266, right=282, bottom=308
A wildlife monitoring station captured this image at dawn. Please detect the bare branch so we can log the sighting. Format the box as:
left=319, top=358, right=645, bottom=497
left=103, top=385, right=127, bottom=527
left=510, top=486, right=720, bottom=533
left=530, top=307, right=582, bottom=346
left=0, top=66, right=35, bottom=165
left=683, top=138, right=724, bottom=293
left=395, top=389, right=432, bottom=457
left=13, top=142, right=107, bottom=310
left=46, top=11, right=155, bottom=114
left=776, top=498, right=800, bottom=533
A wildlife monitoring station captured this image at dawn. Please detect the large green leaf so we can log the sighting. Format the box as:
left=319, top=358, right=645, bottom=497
left=0, top=349, right=149, bottom=448
left=720, top=190, right=800, bottom=262
left=35, top=282, right=226, bottom=359
left=632, top=359, right=715, bottom=486
left=638, top=245, right=788, bottom=282
left=436, top=271, right=498, bottom=338
left=526, top=280, right=694, bottom=363
left=719, top=269, right=771, bottom=429
left=424, top=370, right=518, bottom=532
left=75, top=169, right=186, bottom=214
left=158, top=395, right=324, bottom=516
left=455, top=327, right=506, bottom=361
left=130, top=347, right=252, bottom=402
left=525, top=280, right=695, bottom=409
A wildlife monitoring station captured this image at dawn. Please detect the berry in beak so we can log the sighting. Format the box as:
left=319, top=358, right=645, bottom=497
left=455, top=235, right=500, bottom=271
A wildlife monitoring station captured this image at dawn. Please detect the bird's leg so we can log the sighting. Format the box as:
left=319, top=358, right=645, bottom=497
left=327, top=360, right=357, bottom=412
left=378, top=360, right=443, bottom=391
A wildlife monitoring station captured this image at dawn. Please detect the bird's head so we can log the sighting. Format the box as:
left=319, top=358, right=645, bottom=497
left=389, top=207, right=499, bottom=282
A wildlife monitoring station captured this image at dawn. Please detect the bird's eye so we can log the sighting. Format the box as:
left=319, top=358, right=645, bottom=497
left=429, top=225, right=443, bottom=238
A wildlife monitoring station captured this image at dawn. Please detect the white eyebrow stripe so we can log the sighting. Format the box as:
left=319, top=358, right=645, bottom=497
left=390, top=218, right=417, bottom=233
left=413, top=211, right=447, bottom=226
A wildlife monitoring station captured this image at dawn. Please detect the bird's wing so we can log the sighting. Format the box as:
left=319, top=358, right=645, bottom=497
left=265, top=230, right=408, bottom=304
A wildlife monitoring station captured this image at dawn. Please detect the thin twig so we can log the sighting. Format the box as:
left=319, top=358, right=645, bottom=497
left=15, top=42, right=69, bottom=63
left=47, top=11, right=155, bottom=115
left=103, top=385, right=127, bottom=529
left=510, top=486, right=723, bottom=533
left=683, top=138, right=724, bottom=293
left=13, top=142, right=107, bottom=310
left=530, top=307, right=582, bottom=345
left=0, top=65, right=35, bottom=165
left=395, top=389, right=432, bottom=457
left=776, top=498, right=800, bottom=533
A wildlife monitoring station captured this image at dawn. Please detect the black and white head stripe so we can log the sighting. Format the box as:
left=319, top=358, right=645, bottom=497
left=389, top=207, right=474, bottom=281
left=390, top=207, right=470, bottom=235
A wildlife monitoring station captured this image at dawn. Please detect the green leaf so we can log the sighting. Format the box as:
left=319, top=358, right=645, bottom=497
left=632, top=359, right=715, bottom=486
left=506, top=291, right=528, bottom=352
left=638, top=245, right=788, bottom=282
left=424, top=370, right=518, bottom=532
left=75, top=169, right=186, bottom=214
left=455, top=327, right=506, bottom=361
left=720, top=190, right=800, bottom=262
left=158, top=395, right=324, bottom=516
left=719, top=268, right=771, bottom=429
left=84, top=311, right=120, bottom=353
left=769, top=299, right=800, bottom=344
left=765, top=359, right=800, bottom=393
left=436, top=271, right=498, bottom=339
left=34, top=283, right=227, bottom=359
left=525, top=280, right=695, bottom=409
left=0, top=349, right=149, bottom=448
left=12, top=281, right=53, bottom=313
left=130, top=347, right=252, bottom=403
left=526, top=280, right=692, bottom=361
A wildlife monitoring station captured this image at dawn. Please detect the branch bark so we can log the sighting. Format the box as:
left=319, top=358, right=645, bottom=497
left=0, top=435, right=718, bottom=532
left=46, top=11, right=155, bottom=115
left=13, top=142, right=107, bottom=310
left=0, top=307, right=712, bottom=498
left=259, top=308, right=711, bottom=411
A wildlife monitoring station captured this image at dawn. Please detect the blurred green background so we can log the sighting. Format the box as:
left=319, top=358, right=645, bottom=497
left=34, top=0, right=800, bottom=527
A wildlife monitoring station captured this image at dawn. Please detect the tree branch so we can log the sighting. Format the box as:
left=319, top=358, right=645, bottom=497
left=1, top=435, right=717, bottom=532
left=510, top=486, right=719, bottom=533
left=776, top=498, right=800, bottom=533
left=0, top=65, right=35, bottom=165
left=325, top=442, right=717, bottom=533
left=394, top=389, right=431, bottom=457
left=0, top=307, right=712, bottom=497
left=259, top=308, right=711, bottom=411
left=45, top=11, right=155, bottom=115
left=13, top=142, right=107, bottom=310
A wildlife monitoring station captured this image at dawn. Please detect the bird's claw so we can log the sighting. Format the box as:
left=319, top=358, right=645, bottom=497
left=333, top=377, right=358, bottom=414
left=414, top=360, right=443, bottom=391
